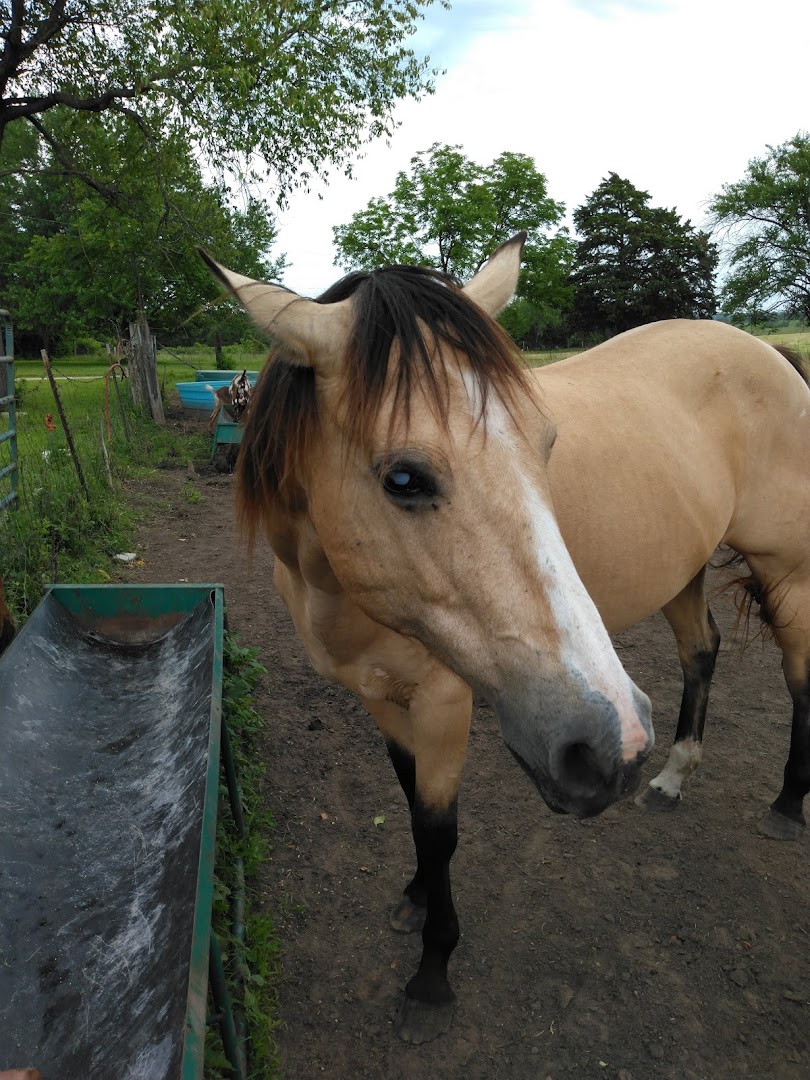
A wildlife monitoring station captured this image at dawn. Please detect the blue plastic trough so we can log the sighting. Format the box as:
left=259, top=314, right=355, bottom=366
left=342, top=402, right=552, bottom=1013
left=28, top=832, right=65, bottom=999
left=194, top=370, right=259, bottom=383
left=175, top=374, right=258, bottom=411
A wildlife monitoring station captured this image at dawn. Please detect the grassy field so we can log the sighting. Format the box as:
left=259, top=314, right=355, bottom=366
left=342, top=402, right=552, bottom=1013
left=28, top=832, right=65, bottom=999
left=13, top=342, right=267, bottom=381
left=524, top=326, right=810, bottom=369
left=0, top=349, right=221, bottom=620
left=752, top=327, right=810, bottom=352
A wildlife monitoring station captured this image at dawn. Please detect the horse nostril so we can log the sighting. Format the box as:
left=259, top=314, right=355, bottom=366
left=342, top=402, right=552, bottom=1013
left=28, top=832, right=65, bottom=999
left=557, top=741, right=607, bottom=796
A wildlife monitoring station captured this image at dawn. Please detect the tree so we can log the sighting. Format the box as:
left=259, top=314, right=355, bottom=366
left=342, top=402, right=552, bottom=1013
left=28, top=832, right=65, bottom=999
left=0, top=0, right=442, bottom=198
left=571, top=173, right=718, bottom=338
left=333, top=143, right=575, bottom=343
left=710, top=134, right=810, bottom=322
left=0, top=112, right=285, bottom=352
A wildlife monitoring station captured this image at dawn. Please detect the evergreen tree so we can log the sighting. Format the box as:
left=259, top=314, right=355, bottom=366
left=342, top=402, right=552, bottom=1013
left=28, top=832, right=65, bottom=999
left=571, top=173, right=717, bottom=338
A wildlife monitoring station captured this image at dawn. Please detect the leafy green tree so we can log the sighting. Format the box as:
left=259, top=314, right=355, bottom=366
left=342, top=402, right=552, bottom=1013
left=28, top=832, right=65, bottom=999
left=333, top=143, right=575, bottom=343
left=1, top=113, right=284, bottom=352
left=1, top=0, right=442, bottom=197
left=710, top=134, right=810, bottom=322
left=571, top=173, right=718, bottom=338
left=498, top=236, right=576, bottom=349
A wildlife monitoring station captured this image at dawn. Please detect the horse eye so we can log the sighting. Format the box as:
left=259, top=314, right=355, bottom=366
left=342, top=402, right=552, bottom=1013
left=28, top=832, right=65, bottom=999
left=381, top=463, right=436, bottom=499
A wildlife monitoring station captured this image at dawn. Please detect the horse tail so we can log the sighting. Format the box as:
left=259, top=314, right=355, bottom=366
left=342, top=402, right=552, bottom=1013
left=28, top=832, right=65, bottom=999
left=772, top=343, right=809, bottom=386
left=712, top=545, right=791, bottom=649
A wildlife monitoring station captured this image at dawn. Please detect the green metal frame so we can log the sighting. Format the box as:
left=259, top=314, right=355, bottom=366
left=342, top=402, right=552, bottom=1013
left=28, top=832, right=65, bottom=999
left=45, top=584, right=247, bottom=1080
left=210, top=415, right=244, bottom=462
left=0, top=310, right=18, bottom=511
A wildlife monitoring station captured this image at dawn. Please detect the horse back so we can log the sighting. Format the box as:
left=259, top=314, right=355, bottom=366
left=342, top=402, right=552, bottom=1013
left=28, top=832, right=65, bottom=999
left=535, top=320, right=810, bottom=631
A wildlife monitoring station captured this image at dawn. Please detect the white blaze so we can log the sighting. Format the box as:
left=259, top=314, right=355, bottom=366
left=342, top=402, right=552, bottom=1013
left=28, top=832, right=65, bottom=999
left=521, top=481, right=651, bottom=762
left=461, top=370, right=650, bottom=761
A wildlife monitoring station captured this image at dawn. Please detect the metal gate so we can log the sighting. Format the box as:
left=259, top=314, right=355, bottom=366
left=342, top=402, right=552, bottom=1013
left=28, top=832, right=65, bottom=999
left=0, top=310, right=18, bottom=510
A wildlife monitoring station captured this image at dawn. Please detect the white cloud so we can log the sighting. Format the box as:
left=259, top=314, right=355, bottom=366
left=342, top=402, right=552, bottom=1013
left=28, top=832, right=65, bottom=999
left=268, top=0, right=810, bottom=297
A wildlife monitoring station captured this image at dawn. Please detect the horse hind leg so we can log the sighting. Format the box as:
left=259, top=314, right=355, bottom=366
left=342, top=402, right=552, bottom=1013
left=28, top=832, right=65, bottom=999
left=637, top=565, right=720, bottom=811
left=749, top=568, right=810, bottom=841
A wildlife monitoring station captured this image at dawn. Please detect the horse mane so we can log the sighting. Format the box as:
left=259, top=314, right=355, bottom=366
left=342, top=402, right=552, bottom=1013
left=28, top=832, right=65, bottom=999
left=236, top=265, right=530, bottom=546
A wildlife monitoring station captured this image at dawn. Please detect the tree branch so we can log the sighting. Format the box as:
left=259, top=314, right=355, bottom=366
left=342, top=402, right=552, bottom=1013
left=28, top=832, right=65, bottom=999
left=27, top=114, right=123, bottom=204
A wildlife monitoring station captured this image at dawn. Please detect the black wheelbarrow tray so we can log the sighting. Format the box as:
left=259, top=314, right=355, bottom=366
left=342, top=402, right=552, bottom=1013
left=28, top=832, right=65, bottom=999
left=0, top=584, right=229, bottom=1079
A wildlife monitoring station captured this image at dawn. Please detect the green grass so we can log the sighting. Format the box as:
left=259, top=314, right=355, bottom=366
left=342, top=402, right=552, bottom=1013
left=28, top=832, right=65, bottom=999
left=524, top=325, right=810, bottom=369
left=0, top=360, right=210, bottom=620
left=206, top=635, right=280, bottom=1080
left=524, top=347, right=581, bottom=367
left=750, top=327, right=810, bottom=354
left=14, top=342, right=267, bottom=382
left=184, top=481, right=205, bottom=505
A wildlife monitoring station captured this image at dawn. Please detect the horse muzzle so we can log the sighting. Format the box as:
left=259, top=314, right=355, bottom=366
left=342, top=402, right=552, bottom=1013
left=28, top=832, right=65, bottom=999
left=509, top=743, right=646, bottom=818
left=498, top=683, right=654, bottom=818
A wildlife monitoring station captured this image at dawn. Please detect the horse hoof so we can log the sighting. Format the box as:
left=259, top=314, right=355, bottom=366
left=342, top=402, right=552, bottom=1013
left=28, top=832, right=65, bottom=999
left=390, top=895, right=426, bottom=934
left=394, top=994, right=456, bottom=1044
left=757, top=809, right=805, bottom=842
left=635, top=784, right=680, bottom=812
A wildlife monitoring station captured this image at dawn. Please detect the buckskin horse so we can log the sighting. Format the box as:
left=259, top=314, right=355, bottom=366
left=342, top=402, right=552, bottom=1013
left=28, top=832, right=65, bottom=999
left=202, top=235, right=810, bottom=1043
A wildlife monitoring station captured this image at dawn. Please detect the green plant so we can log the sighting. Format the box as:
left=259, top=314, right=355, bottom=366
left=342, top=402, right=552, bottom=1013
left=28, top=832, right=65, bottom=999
left=205, top=634, right=280, bottom=1080
left=184, top=482, right=204, bottom=505
left=0, top=371, right=209, bottom=621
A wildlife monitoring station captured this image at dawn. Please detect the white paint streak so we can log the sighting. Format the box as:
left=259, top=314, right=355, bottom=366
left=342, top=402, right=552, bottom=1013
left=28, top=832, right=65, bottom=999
left=650, top=738, right=703, bottom=799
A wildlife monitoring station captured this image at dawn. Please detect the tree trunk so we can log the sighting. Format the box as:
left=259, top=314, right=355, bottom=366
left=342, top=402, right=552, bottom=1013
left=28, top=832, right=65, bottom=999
left=128, top=314, right=165, bottom=425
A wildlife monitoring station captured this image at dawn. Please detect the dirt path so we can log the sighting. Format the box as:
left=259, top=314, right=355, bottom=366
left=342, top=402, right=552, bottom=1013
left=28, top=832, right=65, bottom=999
left=125, top=468, right=810, bottom=1080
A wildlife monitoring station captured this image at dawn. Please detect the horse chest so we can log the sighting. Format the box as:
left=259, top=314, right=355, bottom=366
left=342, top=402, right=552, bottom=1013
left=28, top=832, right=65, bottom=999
left=274, top=557, right=423, bottom=708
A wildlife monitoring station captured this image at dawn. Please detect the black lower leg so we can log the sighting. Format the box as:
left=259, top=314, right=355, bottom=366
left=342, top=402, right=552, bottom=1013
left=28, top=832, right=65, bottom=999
left=767, top=683, right=810, bottom=830
left=395, top=798, right=459, bottom=1043
left=386, top=741, right=427, bottom=910
left=673, top=610, right=720, bottom=745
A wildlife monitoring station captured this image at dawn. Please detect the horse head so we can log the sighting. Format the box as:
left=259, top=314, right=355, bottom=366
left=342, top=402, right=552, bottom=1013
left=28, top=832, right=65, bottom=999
left=202, top=235, right=653, bottom=818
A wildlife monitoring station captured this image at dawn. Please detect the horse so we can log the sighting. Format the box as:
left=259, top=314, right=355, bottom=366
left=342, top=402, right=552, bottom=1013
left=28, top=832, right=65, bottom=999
left=201, top=234, right=810, bottom=1044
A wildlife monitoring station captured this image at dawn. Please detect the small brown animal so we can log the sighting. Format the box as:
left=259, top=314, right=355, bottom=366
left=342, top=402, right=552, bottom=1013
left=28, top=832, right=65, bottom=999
left=207, top=370, right=252, bottom=434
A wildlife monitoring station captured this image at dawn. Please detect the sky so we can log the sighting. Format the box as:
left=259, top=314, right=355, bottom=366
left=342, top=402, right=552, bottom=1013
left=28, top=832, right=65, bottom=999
left=270, top=0, right=810, bottom=296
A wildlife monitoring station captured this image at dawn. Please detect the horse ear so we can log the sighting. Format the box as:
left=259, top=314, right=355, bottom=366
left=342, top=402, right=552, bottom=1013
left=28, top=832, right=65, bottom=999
left=462, top=232, right=527, bottom=316
left=198, top=250, right=350, bottom=368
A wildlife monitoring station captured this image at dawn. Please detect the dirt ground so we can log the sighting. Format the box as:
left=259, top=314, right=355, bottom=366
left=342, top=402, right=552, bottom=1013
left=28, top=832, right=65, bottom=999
left=125, top=464, right=810, bottom=1080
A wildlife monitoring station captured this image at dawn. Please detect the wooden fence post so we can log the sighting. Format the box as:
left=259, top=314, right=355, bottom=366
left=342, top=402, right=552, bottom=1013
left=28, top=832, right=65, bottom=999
left=128, top=314, right=165, bottom=425
left=41, top=350, right=90, bottom=502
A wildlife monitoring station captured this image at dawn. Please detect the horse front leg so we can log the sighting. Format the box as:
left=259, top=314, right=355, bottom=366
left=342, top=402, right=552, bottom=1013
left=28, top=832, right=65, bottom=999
left=384, top=739, right=428, bottom=934
left=637, top=567, right=720, bottom=810
left=395, top=789, right=461, bottom=1043
left=364, top=679, right=472, bottom=1044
